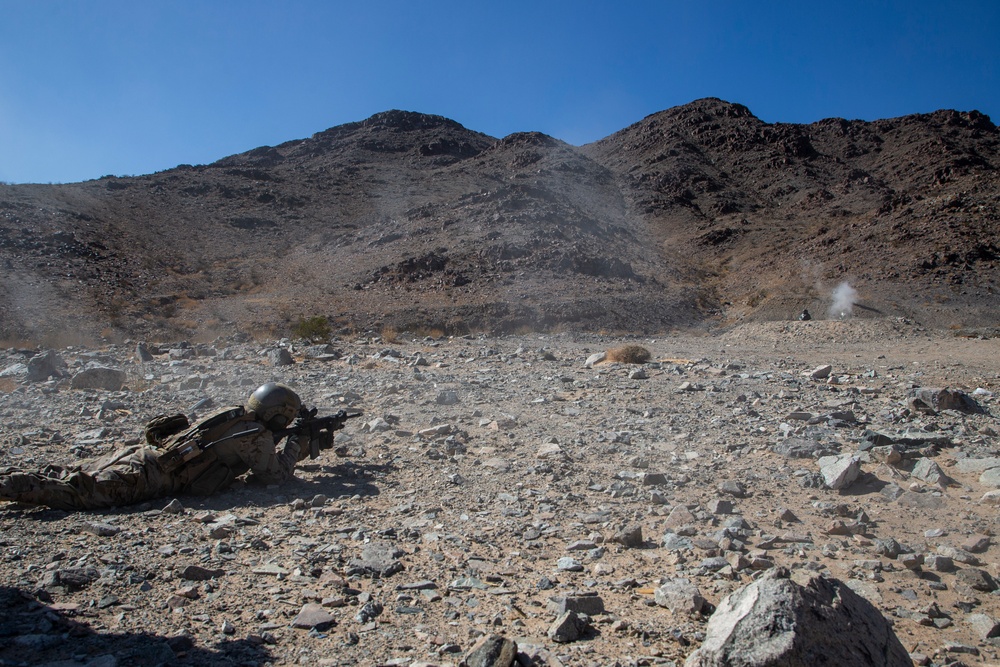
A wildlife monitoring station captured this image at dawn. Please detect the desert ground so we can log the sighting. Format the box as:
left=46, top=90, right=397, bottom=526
left=1, top=318, right=999, bottom=666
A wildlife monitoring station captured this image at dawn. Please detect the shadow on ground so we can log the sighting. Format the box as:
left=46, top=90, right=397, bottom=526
left=0, top=585, right=273, bottom=666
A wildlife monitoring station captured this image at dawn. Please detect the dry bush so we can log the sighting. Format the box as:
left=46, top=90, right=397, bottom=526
left=292, top=316, right=332, bottom=342
left=380, top=326, right=400, bottom=344
left=606, top=345, right=651, bottom=364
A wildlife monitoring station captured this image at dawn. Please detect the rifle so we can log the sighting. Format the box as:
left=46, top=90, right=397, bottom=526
left=272, top=407, right=363, bottom=459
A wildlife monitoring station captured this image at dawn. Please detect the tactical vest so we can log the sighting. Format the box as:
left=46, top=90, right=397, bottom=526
left=148, top=406, right=258, bottom=475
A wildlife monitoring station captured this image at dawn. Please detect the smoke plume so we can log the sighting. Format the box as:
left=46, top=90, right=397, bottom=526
left=828, top=281, right=858, bottom=319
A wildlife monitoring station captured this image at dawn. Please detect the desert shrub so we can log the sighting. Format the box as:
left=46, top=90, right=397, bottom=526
left=380, top=326, right=400, bottom=344
left=292, top=315, right=331, bottom=342
left=606, top=345, right=651, bottom=364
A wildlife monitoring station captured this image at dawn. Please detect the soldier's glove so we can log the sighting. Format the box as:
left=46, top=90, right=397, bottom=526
left=308, top=427, right=334, bottom=460
left=289, top=407, right=317, bottom=432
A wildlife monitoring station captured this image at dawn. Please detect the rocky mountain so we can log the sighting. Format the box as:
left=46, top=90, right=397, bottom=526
left=1, top=99, right=997, bottom=344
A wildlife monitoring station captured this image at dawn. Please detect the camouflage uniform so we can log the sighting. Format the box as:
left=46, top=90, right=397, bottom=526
left=0, top=410, right=309, bottom=511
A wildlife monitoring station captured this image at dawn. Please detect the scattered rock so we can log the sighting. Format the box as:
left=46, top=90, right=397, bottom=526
left=548, top=610, right=589, bottom=643
left=817, top=454, right=861, bottom=490
left=179, top=565, right=225, bottom=581
left=548, top=593, right=605, bottom=616
left=267, top=348, right=294, bottom=366
left=347, top=541, right=405, bottom=577
left=966, top=613, right=1000, bottom=641
left=464, top=634, right=518, bottom=667
left=292, top=603, right=337, bottom=630
left=910, top=458, right=953, bottom=486
left=908, top=387, right=983, bottom=414
left=654, top=579, right=706, bottom=614
left=683, top=569, right=910, bottom=667
left=25, top=350, right=66, bottom=382
left=809, top=365, right=833, bottom=380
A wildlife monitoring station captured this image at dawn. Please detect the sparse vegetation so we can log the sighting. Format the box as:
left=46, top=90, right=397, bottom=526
left=292, top=315, right=331, bottom=341
left=606, top=344, right=651, bottom=364
left=380, top=326, right=400, bottom=344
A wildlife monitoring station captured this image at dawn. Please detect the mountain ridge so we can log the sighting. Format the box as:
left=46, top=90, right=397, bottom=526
left=1, top=99, right=997, bottom=344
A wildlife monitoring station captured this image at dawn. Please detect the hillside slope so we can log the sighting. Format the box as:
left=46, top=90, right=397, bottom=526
left=1, top=100, right=997, bottom=343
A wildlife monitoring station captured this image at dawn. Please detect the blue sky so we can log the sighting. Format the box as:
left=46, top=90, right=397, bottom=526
left=1, top=1, right=997, bottom=184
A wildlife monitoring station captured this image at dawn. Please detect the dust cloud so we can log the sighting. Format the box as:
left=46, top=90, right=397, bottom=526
left=828, top=281, right=858, bottom=319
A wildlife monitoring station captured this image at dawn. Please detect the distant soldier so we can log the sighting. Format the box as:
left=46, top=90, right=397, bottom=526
left=799, top=309, right=812, bottom=321
left=0, top=383, right=357, bottom=511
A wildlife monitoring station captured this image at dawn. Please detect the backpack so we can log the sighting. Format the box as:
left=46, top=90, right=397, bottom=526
left=149, top=406, right=257, bottom=473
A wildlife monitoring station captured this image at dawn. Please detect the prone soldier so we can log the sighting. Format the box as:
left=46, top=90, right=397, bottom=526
left=0, top=383, right=359, bottom=511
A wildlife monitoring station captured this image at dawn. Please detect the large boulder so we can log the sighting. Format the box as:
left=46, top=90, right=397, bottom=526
left=684, top=568, right=910, bottom=667
left=25, top=350, right=66, bottom=382
left=908, top=387, right=983, bottom=414
left=70, top=366, right=127, bottom=391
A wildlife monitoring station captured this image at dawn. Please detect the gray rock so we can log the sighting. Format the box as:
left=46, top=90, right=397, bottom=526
left=880, top=483, right=905, bottom=501
left=719, top=480, right=748, bottom=498
left=868, top=445, right=902, bottom=465
left=665, top=504, right=698, bottom=529
left=584, top=352, right=606, bottom=368
left=708, top=499, right=734, bottom=514
left=896, top=491, right=943, bottom=509
left=292, top=603, right=336, bottom=630
left=684, top=569, right=910, bottom=667
left=464, top=634, right=518, bottom=667
left=810, top=365, right=833, bottom=380
left=663, top=532, right=694, bottom=551
left=772, top=438, right=832, bottom=459
left=81, top=521, right=121, bottom=537
left=348, top=541, right=404, bottom=577
left=0, top=362, right=27, bottom=378
left=909, top=387, right=983, bottom=414
left=817, top=454, right=861, bottom=490
left=548, top=593, right=605, bottom=616
left=980, top=467, right=1000, bottom=488
left=162, top=498, right=185, bottom=514
left=26, top=350, right=66, bottom=382
left=302, top=344, right=339, bottom=359
left=910, top=458, right=953, bottom=486
left=936, top=545, right=979, bottom=565
left=611, top=524, right=643, bottom=548
left=654, top=579, right=706, bottom=614
left=180, top=565, right=225, bottom=581
left=135, top=342, right=154, bottom=362
left=70, top=366, right=126, bottom=391
left=873, top=538, right=903, bottom=559
left=556, top=557, right=584, bottom=572
left=548, top=610, right=589, bottom=643
left=267, top=348, right=294, bottom=366
left=924, top=555, right=954, bottom=572
left=954, top=568, right=998, bottom=592
left=436, top=389, right=460, bottom=405
left=960, top=534, right=991, bottom=553
left=966, top=613, right=1000, bottom=640
left=953, top=457, right=1000, bottom=474
left=43, top=566, right=100, bottom=591
left=642, top=472, right=668, bottom=485
left=168, top=348, right=195, bottom=360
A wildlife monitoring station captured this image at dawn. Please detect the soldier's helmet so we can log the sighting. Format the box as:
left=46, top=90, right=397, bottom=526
left=247, top=382, right=302, bottom=430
